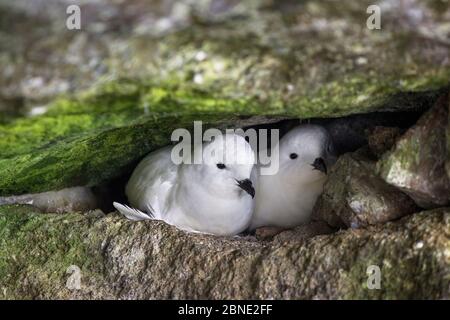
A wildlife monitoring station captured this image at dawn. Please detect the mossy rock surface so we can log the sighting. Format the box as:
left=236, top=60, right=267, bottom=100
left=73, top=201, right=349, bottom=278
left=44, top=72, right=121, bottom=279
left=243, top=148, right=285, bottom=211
left=0, top=80, right=288, bottom=195
left=0, top=205, right=448, bottom=299
left=0, top=0, right=449, bottom=195
left=1, top=0, right=449, bottom=109
left=377, top=92, right=450, bottom=208
left=0, top=78, right=444, bottom=197
left=1, top=0, right=450, bottom=301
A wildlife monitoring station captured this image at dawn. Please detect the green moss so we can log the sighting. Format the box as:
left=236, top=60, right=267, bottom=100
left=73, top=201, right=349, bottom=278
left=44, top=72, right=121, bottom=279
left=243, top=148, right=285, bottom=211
left=1, top=25, right=449, bottom=195
left=0, top=78, right=267, bottom=195
left=341, top=211, right=449, bottom=299
left=342, top=252, right=427, bottom=299
left=1, top=0, right=450, bottom=197
left=0, top=205, right=104, bottom=299
left=378, top=91, right=449, bottom=185
left=0, top=72, right=448, bottom=196
left=0, top=206, right=448, bottom=299
left=141, top=7, right=450, bottom=120
left=378, top=135, right=422, bottom=177
left=345, top=245, right=447, bottom=300
left=0, top=111, right=246, bottom=195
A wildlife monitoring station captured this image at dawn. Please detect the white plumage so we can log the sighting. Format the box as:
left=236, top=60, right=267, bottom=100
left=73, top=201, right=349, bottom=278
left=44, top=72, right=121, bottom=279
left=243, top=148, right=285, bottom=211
left=249, top=124, right=336, bottom=230
left=114, top=133, right=256, bottom=236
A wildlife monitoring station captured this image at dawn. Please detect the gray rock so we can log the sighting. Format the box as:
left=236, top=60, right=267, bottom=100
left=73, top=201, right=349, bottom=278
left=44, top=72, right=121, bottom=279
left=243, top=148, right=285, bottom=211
left=0, top=205, right=448, bottom=299
left=447, top=94, right=450, bottom=179
left=0, top=186, right=98, bottom=213
left=254, top=221, right=334, bottom=242
left=0, top=0, right=449, bottom=196
left=378, top=92, right=450, bottom=208
left=314, top=151, right=418, bottom=228
left=273, top=221, right=334, bottom=243
left=1, top=0, right=449, bottom=117
left=0, top=0, right=448, bottom=302
left=254, top=226, right=286, bottom=241
left=322, top=110, right=424, bottom=155
left=367, top=126, right=402, bottom=158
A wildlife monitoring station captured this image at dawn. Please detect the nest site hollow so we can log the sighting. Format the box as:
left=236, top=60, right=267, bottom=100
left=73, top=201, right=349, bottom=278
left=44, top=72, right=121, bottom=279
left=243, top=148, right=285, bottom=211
left=89, top=104, right=431, bottom=241
left=2, top=89, right=443, bottom=243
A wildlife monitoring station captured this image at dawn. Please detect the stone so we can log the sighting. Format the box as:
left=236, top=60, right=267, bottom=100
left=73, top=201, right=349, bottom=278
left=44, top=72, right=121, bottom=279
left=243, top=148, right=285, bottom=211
left=253, top=222, right=332, bottom=242
left=255, top=226, right=286, bottom=241
left=367, top=126, right=402, bottom=158
left=323, top=111, right=423, bottom=155
left=314, top=152, right=418, bottom=228
left=0, top=205, right=448, bottom=299
left=0, top=0, right=449, bottom=302
left=0, top=186, right=98, bottom=213
left=0, top=92, right=283, bottom=196
left=0, top=1, right=449, bottom=196
left=378, top=92, right=450, bottom=208
left=1, top=0, right=449, bottom=117
left=273, top=221, right=334, bottom=243
left=447, top=93, right=450, bottom=179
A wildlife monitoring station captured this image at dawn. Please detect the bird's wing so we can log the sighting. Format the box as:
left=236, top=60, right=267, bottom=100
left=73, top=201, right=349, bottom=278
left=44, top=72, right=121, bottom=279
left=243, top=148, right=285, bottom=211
left=113, top=202, right=155, bottom=221
left=126, top=146, right=178, bottom=218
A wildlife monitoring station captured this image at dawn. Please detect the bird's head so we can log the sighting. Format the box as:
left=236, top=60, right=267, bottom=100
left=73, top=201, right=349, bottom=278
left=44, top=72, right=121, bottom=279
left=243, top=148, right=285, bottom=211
left=276, top=124, right=336, bottom=183
left=198, top=133, right=256, bottom=199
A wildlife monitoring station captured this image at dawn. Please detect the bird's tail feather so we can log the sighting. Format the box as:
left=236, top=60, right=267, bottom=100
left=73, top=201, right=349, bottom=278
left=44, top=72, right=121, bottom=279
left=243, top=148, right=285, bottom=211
left=113, top=202, right=155, bottom=221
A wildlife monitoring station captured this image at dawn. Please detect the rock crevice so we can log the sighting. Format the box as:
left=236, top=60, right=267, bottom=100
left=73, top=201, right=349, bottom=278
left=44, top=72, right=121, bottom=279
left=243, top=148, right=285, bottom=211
left=0, top=206, right=448, bottom=299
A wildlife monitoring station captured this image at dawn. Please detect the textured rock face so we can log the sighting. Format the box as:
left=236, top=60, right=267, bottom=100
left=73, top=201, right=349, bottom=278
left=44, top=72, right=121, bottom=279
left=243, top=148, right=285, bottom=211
left=445, top=92, right=450, bottom=180
left=367, top=126, right=402, bottom=159
left=0, top=205, right=448, bottom=299
left=1, top=0, right=449, bottom=115
left=0, top=0, right=449, bottom=300
left=314, top=152, right=418, bottom=228
left=0, top=0, right=449, bottom=195
left=378, top=93, right=450, bottom=208
left=0, top=187, right=98, bottom=213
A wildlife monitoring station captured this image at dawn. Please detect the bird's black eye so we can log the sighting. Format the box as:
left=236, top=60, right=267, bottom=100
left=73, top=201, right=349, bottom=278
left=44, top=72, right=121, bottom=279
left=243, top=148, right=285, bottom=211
left=289, top=153, right=298, bottom=160
left=217, top=163, right=226, bottom=169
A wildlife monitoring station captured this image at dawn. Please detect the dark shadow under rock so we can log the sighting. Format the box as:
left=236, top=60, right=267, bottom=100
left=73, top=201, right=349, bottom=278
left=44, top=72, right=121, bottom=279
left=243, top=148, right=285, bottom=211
left=367, top=126, right=402, bottom=159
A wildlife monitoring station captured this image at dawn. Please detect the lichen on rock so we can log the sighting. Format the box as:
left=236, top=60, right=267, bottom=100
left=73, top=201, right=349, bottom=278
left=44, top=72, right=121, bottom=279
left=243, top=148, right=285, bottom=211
left=0, top=205, right=448, bottom=299
left=1, top=0, right=450, bottom=196
left=314, top=150, right=418, bottom=228
left=0, top=0, right=450, bottom=300
left=378, top=92, right=450, bottom=208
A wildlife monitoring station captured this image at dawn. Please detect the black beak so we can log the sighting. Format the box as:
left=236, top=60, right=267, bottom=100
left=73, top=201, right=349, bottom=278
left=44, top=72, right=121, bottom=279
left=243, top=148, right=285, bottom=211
left=236, top=179, right=255, bottom=198
left=311, top=157, right=327, bottom=174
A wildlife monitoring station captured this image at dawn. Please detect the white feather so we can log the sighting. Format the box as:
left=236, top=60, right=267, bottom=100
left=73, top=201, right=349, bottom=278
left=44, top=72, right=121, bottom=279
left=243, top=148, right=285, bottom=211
left=249, top=124, right=335, bottom=230
left=113, top=202, right=154, bottom=221
left=117, top=133, right=256, bottom=236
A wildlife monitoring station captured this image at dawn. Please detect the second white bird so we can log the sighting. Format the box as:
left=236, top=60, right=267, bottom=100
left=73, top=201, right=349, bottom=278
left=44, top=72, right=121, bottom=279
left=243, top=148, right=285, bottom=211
left=249, top=124, right=336, bottom=230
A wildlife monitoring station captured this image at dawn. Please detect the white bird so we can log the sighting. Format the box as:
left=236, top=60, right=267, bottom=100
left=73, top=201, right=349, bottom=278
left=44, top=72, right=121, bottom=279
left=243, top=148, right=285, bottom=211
left=249, top=124, right=336, bottom=230
left=114, top=133, right=256, bottom=236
